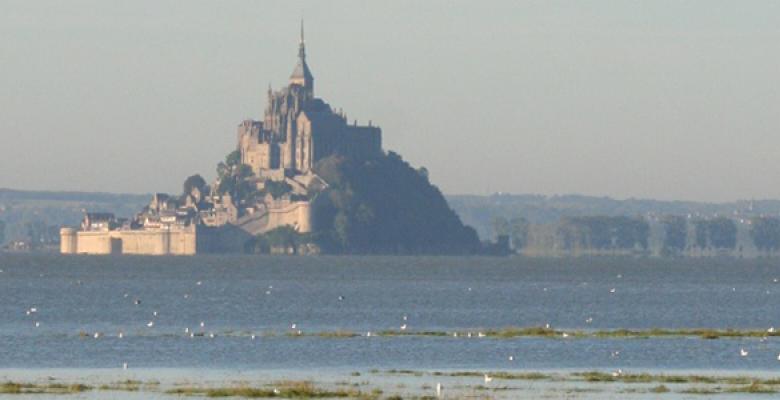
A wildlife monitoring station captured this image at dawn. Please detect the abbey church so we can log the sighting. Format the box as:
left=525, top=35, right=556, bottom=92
left=61, top=25, right=384, bottom=255
left=238, top=24, right=381, bottom=178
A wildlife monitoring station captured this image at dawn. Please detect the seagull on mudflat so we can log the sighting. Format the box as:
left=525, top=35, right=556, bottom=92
left=147, top=321, right=154, bottom=328
left=740, top=348, right=749, bottom=357
left=436, top=383, right=442, bottom=398
left=400, top=324, right=407, bottom=331
left=484, top=374, right=492, bottom=384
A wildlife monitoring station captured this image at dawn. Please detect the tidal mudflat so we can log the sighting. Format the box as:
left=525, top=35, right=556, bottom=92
left=1, top=368, right=778, bottom=399
left=2, top=254, right=780, bottom=399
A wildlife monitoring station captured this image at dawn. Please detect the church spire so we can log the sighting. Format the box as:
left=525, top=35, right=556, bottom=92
left=289, top=20, right=314, bottom=93
left=298, top=19, right=306, bottom=61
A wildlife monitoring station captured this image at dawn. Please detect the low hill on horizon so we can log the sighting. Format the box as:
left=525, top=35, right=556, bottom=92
left=3, top=188, right=780, bottom=245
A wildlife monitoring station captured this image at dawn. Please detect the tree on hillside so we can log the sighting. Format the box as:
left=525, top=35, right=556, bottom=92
left=311, top=152, right=481, bottom=254
left=492, top=217, right=510, bottom=238
left=707, top=217, right=737, bottom=250
left=509, top=217, right=530, bottom=250
left=182, top=174, right=208, bottom=196
left=693, top=220, right=709, bottom=250
left=556, top=216, right=649, bottom=252
left=751, top=217, right=780, bottom=254
left=661, top=215, right=687, bottom=255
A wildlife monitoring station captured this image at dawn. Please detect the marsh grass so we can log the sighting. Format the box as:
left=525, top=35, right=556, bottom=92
left=166, top=380, right=376, bottom=398
left=295, top=326, right=780, bottom=340
left=433, top=371, right=549, bottom=380
left=650, top=385, right=670, bottom=393
left=0, top=382, right=92, bottom=394
left=726, top=382, right=776, bottom=393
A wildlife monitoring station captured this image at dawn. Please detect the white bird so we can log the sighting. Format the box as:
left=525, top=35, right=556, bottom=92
left=366, top=331, right=373, bottom=337
left=196, top=281, right=202, bottom=286
left=93, top=332, right=101, bottom=339
left=611, top=351, right=620, bottom=358
left=291, top=323, right=296, bottom=329
left=436, top=383, right=442, bottom=398
left=185, top=328, right=190, bottom=334
left=768, top=327, right=776, bottom=333
left=467, top=332, right=472, bottom=338
left=29, top=307, right=37, bottom=313
left=34, top=322, right=40, bottom=327
left=452, top=332, right=458, bottom=337
left=740, top=348, right=749, bottom=357
left=400, top=324, right=407, bottom=331
left=209, top=333, right=215, bottom=338
left=612, top=369, right=623, bottom=377
left=153, top=311, right=158, bottom=317
left=508, top=355, right=514, bottom=361
left=484, top=374, right=492, bottom=384
left=478, top=332, right=486, bottom=338
left=586, top=317, right=593, bottom=324
left=402, top=315, right=408, bottom=321
left=562, top=332, right=569, bottom=338
left=609, top=288, right=616, bottom=294
left=200, top=321, right=205, bottom=328
left=122, top=362, right=128, bottom=370
left=118, top=332, right=124, bottom=339
left=545, top=323, right=551, bottom=329
left=251, top=334, right=256, bottom=340
left=146, top=321, right=154, bottom=328
left=265, top=291, right=271, bottom=295
left=777, top=353, right=780, bottom=361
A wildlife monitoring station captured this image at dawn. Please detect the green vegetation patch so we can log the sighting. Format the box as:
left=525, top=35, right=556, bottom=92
left=166, top=380, right=375, bottom=398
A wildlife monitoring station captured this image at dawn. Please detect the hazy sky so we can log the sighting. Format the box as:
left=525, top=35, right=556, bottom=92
left=2, top=1, right=780, bottom=202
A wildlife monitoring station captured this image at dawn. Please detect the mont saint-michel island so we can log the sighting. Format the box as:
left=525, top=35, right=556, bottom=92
left=60, top=28, right=482, bottom=256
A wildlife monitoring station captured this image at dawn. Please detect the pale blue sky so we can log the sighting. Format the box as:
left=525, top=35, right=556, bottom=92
left=2, top=1, right=780, bottom=201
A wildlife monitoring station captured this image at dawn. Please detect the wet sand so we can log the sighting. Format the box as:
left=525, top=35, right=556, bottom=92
left=0, top=368, right=777, bottom=399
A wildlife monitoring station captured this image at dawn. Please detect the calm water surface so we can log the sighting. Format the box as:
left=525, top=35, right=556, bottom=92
left=1, top=254, right=779, bottom=371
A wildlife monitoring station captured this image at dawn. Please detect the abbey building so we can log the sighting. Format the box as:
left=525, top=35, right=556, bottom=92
left=61, top=26, right=382, bottom=255
left=238, top=25, right=381, bottom=178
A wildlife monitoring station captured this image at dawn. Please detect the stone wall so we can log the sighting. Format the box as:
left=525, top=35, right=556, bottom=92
left=61, top=227, right=197, bottom=255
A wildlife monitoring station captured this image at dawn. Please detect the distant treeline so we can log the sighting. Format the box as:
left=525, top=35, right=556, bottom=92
left=493, top=215, right=780, bottom=257
left=449, top=193, right=780, bottom=240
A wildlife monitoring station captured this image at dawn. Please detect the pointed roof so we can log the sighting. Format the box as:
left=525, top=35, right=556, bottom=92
left=289, top=20, right=313, bottom=86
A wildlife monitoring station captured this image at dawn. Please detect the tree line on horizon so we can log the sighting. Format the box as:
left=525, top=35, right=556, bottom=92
left=492, top=215, right=780, bottom=256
